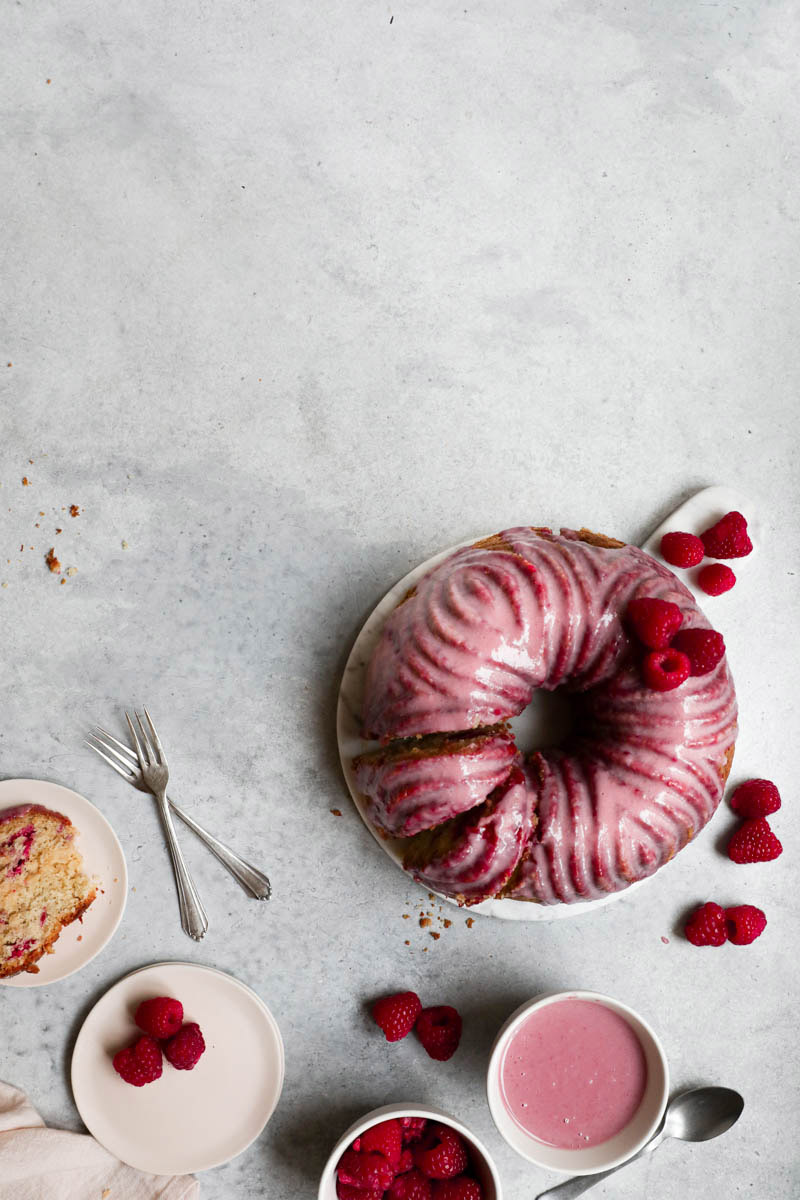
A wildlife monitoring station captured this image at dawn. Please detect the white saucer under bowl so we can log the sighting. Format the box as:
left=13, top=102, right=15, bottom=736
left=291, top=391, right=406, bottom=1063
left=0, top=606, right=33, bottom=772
left=71, top=961, right=285, bottom=1175
left=0, top=778, right=127, bottom=987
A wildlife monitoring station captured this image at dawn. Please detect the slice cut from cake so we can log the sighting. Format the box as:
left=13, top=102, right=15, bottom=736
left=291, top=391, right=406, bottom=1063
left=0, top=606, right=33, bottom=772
left=353, top=727, right=518, bottom=838
left=0, top=804, right=96, bottom=977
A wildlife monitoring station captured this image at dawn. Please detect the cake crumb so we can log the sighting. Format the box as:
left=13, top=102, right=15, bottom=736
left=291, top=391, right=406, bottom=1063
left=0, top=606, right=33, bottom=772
left=404, top=939, right=410, bottom=946
left=419, top=917, right=432, bottom=928
left=69, top=504, right=80, bottom=517
left=102, top=1189, right=111, bottom=1198
left=60, top=578, right=65, bottom=585
left=465, top=917, right=474, bottom=929
left=21, top=477, right=29, bottom=486
left=45, top=547, right=60, bottom=573
left=55, top=528, right=62, bottom=534
left=76, top=935, right=82, bottom=942
left=65, top=566, right=78, bottom=577
left=329, top=808, right=342, bottom=817
left=402, top=913, right=409, bottom=919
left=422, top=947, right=428, bottom=952
left=121, top=539, right=129, bottom=549
left=430, top=931, right=440, bottom=940
left=443, top=919, right=452, bottom=928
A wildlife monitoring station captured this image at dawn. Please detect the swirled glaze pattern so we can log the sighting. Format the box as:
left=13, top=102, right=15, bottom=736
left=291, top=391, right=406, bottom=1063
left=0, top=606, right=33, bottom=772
left=359, top=527, right=737, bottom=905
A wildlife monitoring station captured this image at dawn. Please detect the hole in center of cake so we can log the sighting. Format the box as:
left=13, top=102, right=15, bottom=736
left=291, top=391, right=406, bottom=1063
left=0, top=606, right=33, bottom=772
left=508, top=688, right=574, bottom=755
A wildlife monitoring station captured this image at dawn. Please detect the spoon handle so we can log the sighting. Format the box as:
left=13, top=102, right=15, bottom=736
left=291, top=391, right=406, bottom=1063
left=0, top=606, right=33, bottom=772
left=534, top=1136, right=662, bottom=1200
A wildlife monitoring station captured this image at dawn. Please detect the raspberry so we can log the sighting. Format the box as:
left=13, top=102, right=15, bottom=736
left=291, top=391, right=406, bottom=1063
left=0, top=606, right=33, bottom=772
left=697, top=564, right=736, bottom=596
left=112, top=1035, right=163, bottom=1086
left=627, top=597, right=683, bottom=649
left=163, top=1021, right=206, bottom=1070
left=660, top=531, right=704, bottom=568
left=337, top=1182, right=383, bottom=1200
left=372, top=991, right=422, bottom=1042
left=432, top=1181, right=484, bottom=1200
left=413, top=1125, right=469, bottom=1179
left=725, top=905, right=767, bottom=945
left=398, top=1148, right=415, bottom=1172
left=700, top=511, right=753, bottom=559
left=415, top=1006, right=462, bottom=1061
left=134, top=996, right=184, bottom=1039
left=685, top=902, right=728, bottom=947
left=402, top=1117, right=429, bottom=1145
left=729, top=779, right=781, bottom=819
left=386, top=1169, right=434, bottom=1200
left=641, top=648, right=690, bottom=691
left=360, top=1118, right=403, bottom=1164
left=337, top=1150, right=396, bottom=1192
left=727, top=818, right=783, bottom=864
left=670, top=628, right=725, bottom=676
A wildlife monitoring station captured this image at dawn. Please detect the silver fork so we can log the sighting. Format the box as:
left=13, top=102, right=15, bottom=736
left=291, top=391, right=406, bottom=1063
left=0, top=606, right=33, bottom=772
left=97, top=710, right=208, bottom=941
left=87, top=724, right=271, bottom=901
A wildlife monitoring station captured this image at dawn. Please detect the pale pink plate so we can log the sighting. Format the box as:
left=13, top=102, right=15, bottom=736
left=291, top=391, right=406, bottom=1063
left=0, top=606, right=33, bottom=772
left=71, top=961, right=285, bottom=1175
left=0, top=778, right=127, bottom=987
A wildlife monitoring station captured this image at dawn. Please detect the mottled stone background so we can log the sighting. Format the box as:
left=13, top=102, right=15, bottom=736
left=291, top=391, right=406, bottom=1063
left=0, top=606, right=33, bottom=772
left=1, top=1, right=798, bottom=1196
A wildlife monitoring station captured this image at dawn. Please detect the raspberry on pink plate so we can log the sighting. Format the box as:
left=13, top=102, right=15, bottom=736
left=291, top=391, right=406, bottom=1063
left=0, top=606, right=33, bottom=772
left=163, top=1021, right=206, bottom=1070
left=134, top=995, right=184, bottom=1039
left=112, top=1035, right=163, bottom=1086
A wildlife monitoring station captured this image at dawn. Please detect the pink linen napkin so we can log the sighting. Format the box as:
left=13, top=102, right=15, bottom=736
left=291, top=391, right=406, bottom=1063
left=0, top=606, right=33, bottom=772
left=0, top=1082, right=198, bottom=1200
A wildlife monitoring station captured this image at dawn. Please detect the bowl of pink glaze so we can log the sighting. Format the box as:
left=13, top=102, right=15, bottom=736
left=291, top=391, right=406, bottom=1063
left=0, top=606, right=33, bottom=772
left=487, top=991, right=668, bottom=1175
left=318, top=1103, right=502, bottom=1199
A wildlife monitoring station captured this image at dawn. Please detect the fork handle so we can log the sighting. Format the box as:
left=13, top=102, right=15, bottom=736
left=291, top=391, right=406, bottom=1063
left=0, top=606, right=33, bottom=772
left=155, top=791, right=209, bottom=940
left=167, top=794, right=271, bottom=900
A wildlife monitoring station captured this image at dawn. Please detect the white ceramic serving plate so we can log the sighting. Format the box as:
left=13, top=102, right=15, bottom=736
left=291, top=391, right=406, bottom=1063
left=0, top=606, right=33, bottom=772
left=487, top=990, right=669, bottom=1174
left=337, top=485, right=755, bottom=920
left=318, top=1103, right=502, bottom=1200
left=0, top=778, right=127, bottom=987
left=71, top=961, right=284, bottom=1175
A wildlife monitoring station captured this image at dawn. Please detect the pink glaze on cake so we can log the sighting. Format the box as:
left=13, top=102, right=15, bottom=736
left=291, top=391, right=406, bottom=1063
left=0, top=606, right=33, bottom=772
left=353, top=730, right=518, bottom=837
left=500, top=998, right=648, bottom=1149
left=403, top=765, right=536, bottom=903
left=360, top=528, right=737, bottom=905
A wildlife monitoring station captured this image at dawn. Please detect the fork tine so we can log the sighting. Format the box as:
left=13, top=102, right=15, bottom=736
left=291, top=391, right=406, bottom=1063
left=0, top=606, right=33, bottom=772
left=125, top=711, right=147, bottom=769
left=143, top=708, right=164, bottom=764
left=89, top=729, right=138, bottom=771
left=94, top=726, right=137, bottom=763
left=135, top=710, right=156, bottom=765
left=85, top=740, right=136, bottom=781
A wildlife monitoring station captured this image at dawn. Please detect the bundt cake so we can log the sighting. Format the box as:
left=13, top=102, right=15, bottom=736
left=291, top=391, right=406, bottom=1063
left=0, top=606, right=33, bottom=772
left=0, top=804, right=96, bottom=975
left=356, top=527, right=737, bottom=906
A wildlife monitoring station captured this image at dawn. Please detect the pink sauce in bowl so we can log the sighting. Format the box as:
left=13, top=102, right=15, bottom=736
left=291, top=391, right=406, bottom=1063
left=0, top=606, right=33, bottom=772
left=499, top=998, right=648, bottom=1149
left=487, top=991, right=668, bottom=1174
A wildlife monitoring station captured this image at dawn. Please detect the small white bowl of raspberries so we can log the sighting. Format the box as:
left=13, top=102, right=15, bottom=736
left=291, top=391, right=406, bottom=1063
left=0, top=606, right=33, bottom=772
left=318, top=1104, right=502, bottom=1200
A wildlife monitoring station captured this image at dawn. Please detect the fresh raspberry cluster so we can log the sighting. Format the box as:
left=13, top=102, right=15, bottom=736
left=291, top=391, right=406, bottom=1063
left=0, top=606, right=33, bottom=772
left=336, top=1118, right=484, bottom=1200
left=727, top=779, right=783, bottom=864
left=683, top=778, right=783, bottom=948
left=112, top=995, right=206, bottom=1087
left=372, top=992, right=462, bottom=1061
left=659, top=510, right=753, bottom=596
left=626, top=597, right=725, bottom=692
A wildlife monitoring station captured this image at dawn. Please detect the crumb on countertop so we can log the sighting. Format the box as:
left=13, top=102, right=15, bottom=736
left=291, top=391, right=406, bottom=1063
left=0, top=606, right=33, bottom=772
left=21, top=477, right=29, bottom=486
left=121, top=539, right=129, bottom=549
left=466, top=917, right=474, bottom=929
left=329, top=808, right=342, bottom=817
left=419, top=917, right=431, bottom=928
left=69, top=504, right=80, bottom=517
left=45, top=547, right=60, bottom=573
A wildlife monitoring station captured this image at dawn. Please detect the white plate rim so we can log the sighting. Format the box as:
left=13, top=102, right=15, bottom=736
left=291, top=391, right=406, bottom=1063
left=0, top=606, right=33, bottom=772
left=337, top=486, right=753, bottom=921
left=70, top=960, right=285, bottom=1175
left=0, top=777, right=128, bottom=985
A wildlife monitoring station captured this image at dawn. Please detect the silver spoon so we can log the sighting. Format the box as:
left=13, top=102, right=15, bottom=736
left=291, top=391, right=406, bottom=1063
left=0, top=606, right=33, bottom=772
left=535, top=1086, right=744, bottom=1200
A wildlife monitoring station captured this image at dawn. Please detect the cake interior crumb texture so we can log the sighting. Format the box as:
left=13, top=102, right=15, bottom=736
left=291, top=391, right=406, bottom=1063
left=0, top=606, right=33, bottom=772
left=0, top=806, right=95, bottom=976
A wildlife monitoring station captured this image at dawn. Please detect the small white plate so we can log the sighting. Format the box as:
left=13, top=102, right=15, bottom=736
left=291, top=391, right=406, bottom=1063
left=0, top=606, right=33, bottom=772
left=0, top=778, right=127, bottom=986
left=71, top=961, right=285, bottom=1175
left=337, top=486, right=753, bottom=921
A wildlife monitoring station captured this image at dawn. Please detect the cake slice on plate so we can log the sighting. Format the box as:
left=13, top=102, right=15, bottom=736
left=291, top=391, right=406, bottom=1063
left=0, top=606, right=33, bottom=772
left=0, top=804, right=96, bottom=976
